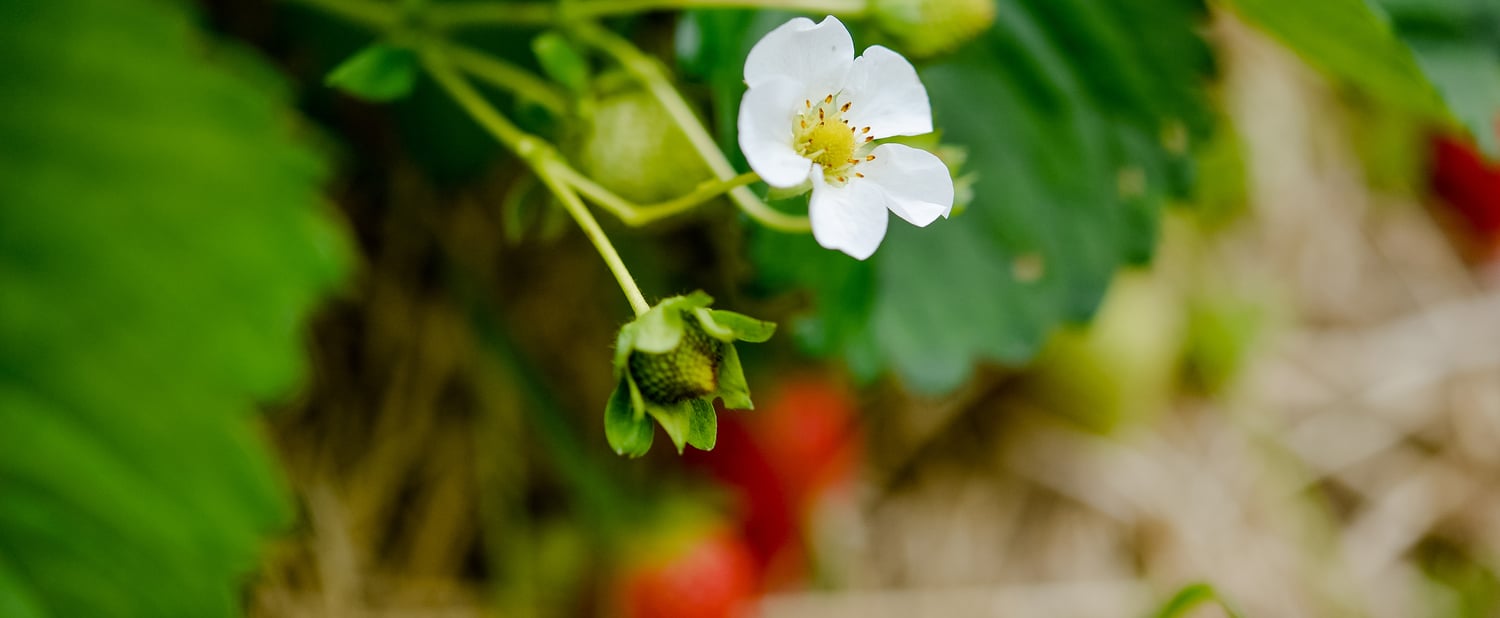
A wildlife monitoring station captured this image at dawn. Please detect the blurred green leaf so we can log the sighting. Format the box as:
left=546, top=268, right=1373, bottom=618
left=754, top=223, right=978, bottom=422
left=1151, top=582, right=1245, bottom=618
left=728, top=1, right=1214, bottom=393
left=532, top=31, right=590, bottom=94
left=1376, top=0, right=1500, bottom=157
left=1222, top=0, right=1452, bottom=121
left=0, top=0, right=349, bottom=615
left=326, top=42, right=418, bottom=101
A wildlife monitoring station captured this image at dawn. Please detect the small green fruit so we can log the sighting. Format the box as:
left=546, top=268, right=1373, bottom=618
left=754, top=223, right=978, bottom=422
left=579, top=89, right=714, bottom=204
left=629, top=318, right=723, bottom=404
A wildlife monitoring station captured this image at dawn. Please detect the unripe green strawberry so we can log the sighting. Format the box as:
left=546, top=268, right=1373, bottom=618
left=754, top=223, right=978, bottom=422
left=872, top=0, right=996, bottom=58
left=629, top=318, right=723, bottom=404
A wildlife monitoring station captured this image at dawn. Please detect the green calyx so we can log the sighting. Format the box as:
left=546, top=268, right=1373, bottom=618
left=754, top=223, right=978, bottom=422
left=604, top=292, right=776, bottom=458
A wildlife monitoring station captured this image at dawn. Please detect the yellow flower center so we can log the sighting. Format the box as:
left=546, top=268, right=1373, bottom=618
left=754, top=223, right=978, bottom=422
left=793, top=94, right=875, bottom=186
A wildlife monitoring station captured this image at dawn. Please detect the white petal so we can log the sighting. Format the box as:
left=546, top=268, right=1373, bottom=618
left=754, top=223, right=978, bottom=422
left=737, top=77, right=812, bottom=188
left=841, top=46, right=932, bottom=139
left=860, top=143, right=953, bottom=226
left=743, top=16, right=854, bottom=97
left=809, top=170, right=889, bottom=260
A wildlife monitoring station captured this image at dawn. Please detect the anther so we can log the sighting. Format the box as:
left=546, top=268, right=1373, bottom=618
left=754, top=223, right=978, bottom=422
left=805, top=99, right=811, bottom=108
left=840, top=102, right=851, bottom=112
left=818, top=109, right=824, bottom=120
left=837, top=176, right=846, bottom=182
left=861, top=127, right=871, bottom=134
left=855, top=172, right=865, bottom=178
left=824, top=94, right=833, bottom=104
left=865, top=155, right=876, bottom=161
left=848, top=159, right=861, bottom=164
left=801, top=120, right=808, bottom=128
left=865, top=136, right=874, bottom=143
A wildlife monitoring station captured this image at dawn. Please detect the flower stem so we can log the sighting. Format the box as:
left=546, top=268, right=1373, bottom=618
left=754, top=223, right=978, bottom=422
left=569, top=22, right=813, bottom=233
left=446, top=43, right=572, bottom=116
left=426, top=0, right=869, bottom=28
left=423, top=47, right=652, bottom=316
left=555, top=169, right=761, bottom=226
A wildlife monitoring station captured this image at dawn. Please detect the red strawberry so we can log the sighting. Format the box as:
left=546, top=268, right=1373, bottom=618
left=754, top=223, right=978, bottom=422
left=684, top=376, right=862, bottom=587
left=616, top=526, right=758, bottom=618
left=754, top=378, right=861, bottom=507
left=1430, top=134, right=1500, bottom=260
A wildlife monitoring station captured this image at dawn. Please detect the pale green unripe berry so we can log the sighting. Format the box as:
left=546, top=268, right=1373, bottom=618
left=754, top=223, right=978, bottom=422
left=872, top=0, right=997, bottom=58
left=579, top=89, right=714, bottom=203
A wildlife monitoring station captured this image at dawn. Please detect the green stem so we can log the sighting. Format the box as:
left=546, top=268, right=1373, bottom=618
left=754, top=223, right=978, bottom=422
left=427, top=0, right=869, bottom=28
left=570, top=22, right=813, bottom=233
left=446, top=43, right=571, bottom=116
left=423, top=47, right=653, bottom=316
left=555, top=169, right=761, bottom=226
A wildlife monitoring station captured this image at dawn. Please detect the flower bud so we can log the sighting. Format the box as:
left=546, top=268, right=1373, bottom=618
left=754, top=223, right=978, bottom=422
left=871, top=0, right=996, bottom=58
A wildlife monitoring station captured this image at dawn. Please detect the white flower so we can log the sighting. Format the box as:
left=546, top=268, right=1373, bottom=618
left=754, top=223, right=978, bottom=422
left=738, top=15, right=954, bottom=260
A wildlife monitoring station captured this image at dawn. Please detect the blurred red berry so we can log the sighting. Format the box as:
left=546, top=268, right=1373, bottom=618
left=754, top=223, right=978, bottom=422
left=1430, top=135, right=1500, bottom=257
left=755, top=378, right=861, bottom=507
left=617, top=527, right=758, bottom=618
left=684, top=376, right=862, bottom=587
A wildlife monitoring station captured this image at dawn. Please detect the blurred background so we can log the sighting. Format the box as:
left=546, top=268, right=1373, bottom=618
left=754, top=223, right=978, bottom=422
left=3, top=0, right=1500, bottom=616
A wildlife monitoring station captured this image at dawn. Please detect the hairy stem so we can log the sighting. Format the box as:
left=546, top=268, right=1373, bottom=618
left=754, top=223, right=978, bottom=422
left=427, top=0, right=869, bottom=28
left=555, top=169, right=762, bottom=226
left=424, top=47, right=652, bottom=316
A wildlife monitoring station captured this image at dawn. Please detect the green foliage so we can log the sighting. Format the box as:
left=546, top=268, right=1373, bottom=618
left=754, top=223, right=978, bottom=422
left=0, top=0, right=349, bottom=615
left=1224, top=0, right=1447, bottom=117
left=326, top=43, right=419, bottom=101
left=698, top=1, right=1215, bottom=393
left=533, top=31, right=591, bottom=94
left=1151, top=582, right=1246, bottom=618
left=1376, top=0, right=1500, bottom=156
left=1225, top=0, right=1500, bottom=157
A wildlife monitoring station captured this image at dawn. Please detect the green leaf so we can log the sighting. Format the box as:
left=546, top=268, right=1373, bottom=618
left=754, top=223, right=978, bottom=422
left=715, top=344, right=754, bottom=410
left=604, top=381, right=654, bottom=457
left=325, top=42, right=418, bottom=102
left=707, top=309, right=777, bottom=343
left=1222, top=0, right=1448, bottom=119
left=613, top=321, right=639, bottom=376
left=737, top=1, right=1215, bottom=393
left=0, top=0, right=349, bottom=615
left=1375, top=0, right=1500, bottom=157
left=633, top=302, right=686, bottom=354
left=646, top=401, right=694, bottom=454
left=532, top=31, right=590, bottom=94
left=1151, top=582, right=1245, bottom=618
left=686, top=398, right=717, bottom=451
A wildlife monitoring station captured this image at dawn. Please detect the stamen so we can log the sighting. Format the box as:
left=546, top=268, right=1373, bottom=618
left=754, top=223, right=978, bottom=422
left=805, top=99, right=811, bottom=108
left=865, top=136, right=874, bottom=143
left=840, top=102, right=851, bottom=112
left=824, top=94, right=833, bottom=104
left=801, top=119, right=808, bottom=128
left=848, top=159, right=861, bottom=164
left=865, top=155, right=876, bottom=161
left=861, top=127, right=871, bottom=134
left=818, top=109, right=824, bottom=120
left=855, top=172, right=865, bottom=178
left=837, top=176, right=846, bottom=182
